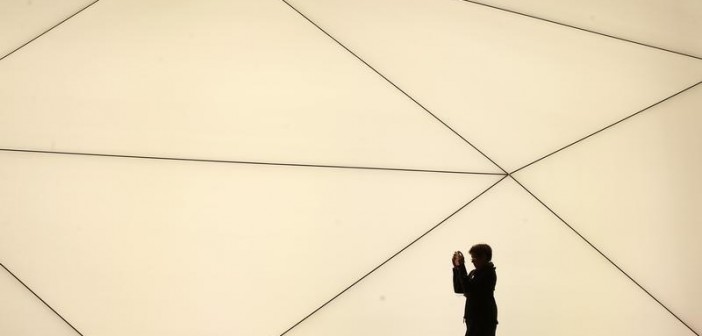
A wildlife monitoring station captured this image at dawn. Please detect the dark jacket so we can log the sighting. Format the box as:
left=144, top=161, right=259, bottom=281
left=452, top=262, right=498, bottom=326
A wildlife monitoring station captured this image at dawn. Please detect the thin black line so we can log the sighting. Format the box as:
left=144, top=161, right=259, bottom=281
left=510, top=176, right=700, bottom=336
left=511, top=80, right=702, bottom=175
left=0, top=0, right=101, bottom=62
left=279, top=175, right=508, bottom=335
left=0, top=263, right=84, bottom=336
left=279, top=0, right=508, bottom=175
left=0, top=148, right=506, bottom=176
left=460, top=0, right=702, bottom=61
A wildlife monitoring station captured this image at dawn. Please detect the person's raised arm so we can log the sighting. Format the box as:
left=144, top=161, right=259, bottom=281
left=452, top=251, right=468, bottom=294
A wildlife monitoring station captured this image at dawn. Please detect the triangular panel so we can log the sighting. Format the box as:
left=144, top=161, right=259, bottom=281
left=515, top=84, right=702, bottom=332
left=0, top=0, right=499, bottom=174
left=464, top=0, right=702, bottom=58
left=284, top=179, right=695, bottom=336
left=0, top=150, right=501, bottom=335
left=285, top=0, right=702, bottom=171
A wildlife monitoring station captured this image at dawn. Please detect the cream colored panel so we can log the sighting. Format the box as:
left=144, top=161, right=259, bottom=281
left=0, top=151, right=501, bottom=336
left=286, top=0, right=702, bottom=171
left=0, top=264, right=79, bottom=336
left=469, top=0, right=702, bottom=58
left=0, top=0, right=95, bottom=58
left=515, top=85, right=702, bottom=331
left=0, top=0, right=499, bottom=173
left=286, top=179, right=694, bottom=336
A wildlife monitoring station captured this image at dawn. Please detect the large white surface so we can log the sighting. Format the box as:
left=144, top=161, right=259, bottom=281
left=0, top=0, right=499, bottom=173
left=286, top=179, right=695, bottom=336
left=0, top=150, right=500, bottom=335
left=515, top=84, right=702, bottom=331
left=0, top=0, right=95, bottom=58
left=287, top=0, right=702, bottom=171
left=1, top=0, right=700, bottom=335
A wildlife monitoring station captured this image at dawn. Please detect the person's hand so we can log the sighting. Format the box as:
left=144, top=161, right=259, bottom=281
left=452, top=251, right=464, bottom=266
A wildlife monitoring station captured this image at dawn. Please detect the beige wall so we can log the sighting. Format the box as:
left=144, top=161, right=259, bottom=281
left=1, top=0, right=700, bottom=335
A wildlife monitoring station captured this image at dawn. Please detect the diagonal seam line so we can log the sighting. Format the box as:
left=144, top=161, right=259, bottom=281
left=0, top=263, right=84, bottom=336
left=279, top=175, right=508, bottom=335
left=460, top=0, right=702, bottom=61
left=279, top=0, right=507, bottom=174
left=510, top=176, right=700, bottom=336
left=0, top=148, right=505, bottom=176
left=0, top=0, right=101, bottom=62
left=511, top=80, right=702, bottom=175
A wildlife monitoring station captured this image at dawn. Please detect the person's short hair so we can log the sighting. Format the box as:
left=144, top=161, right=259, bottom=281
left=469, top=243, right=492, bottom=261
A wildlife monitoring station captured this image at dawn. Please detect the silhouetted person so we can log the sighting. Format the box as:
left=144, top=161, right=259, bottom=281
left=452, top=244, right=498, bottom=336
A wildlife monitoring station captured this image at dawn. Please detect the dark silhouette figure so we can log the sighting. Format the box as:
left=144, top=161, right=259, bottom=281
left=452, top=244, right=498, bottom=336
